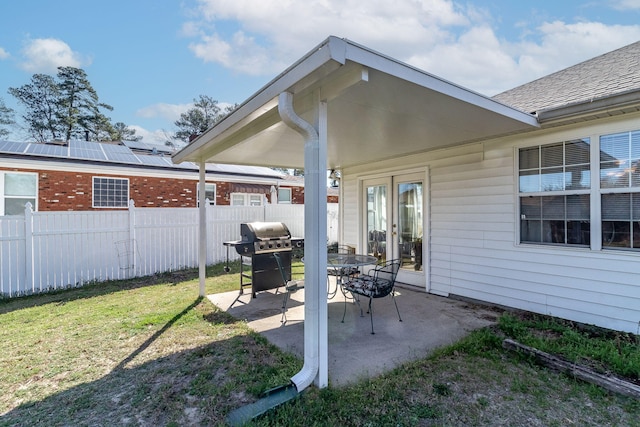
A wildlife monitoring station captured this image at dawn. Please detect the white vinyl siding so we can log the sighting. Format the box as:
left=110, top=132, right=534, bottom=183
left=428, top=141, right=639, bottom=333
left=341, top=115, right=640, bottom=333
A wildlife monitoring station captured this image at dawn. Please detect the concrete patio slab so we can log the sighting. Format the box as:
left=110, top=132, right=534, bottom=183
left=208, top=284, right=500, bottom=387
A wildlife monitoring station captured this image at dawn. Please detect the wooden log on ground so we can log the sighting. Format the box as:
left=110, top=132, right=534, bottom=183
left=502, top=338, right=640, bottom=399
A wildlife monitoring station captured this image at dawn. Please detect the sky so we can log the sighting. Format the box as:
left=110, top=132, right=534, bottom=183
left=1, top=0, right=640, bottom=147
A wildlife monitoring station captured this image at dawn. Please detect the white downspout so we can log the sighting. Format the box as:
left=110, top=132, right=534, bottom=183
left=278, top=91, right=328, bottom=390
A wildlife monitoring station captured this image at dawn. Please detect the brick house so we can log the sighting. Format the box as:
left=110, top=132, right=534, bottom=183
left=0, top=139, right=337, bottom=214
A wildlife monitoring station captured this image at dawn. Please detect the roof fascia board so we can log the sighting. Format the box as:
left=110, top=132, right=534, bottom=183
left=537, top=89, right=640, bottom=124
left=173, top=36, right=347, bottom=164
left=340, top=39, right=540, bottom=128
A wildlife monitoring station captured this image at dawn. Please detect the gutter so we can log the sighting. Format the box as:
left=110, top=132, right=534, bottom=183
left=536, top=89, right=640, bottom=124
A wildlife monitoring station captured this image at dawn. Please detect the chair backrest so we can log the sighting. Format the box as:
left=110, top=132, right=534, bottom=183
left=374, top=259, right=401, bottom=285
left=273, top=252, right=290, bottom=285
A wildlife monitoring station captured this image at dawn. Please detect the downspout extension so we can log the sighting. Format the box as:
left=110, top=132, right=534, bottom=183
left=278, top=91, right=320, bottom=392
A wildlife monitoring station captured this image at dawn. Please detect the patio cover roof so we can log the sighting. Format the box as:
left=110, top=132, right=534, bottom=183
left=172, top=36, right=540, bottom=394
left=173, top=36, right=539, bottom=170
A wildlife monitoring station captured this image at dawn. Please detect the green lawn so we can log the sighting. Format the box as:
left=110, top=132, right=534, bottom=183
left=1, top=262, right=638, bottom=426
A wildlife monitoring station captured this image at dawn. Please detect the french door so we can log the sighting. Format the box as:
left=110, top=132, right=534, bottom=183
left=363, top=172, right=426, bottom=287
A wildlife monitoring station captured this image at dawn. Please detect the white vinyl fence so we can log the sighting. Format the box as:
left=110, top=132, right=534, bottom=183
left=0, top=201, right=339, bottom=297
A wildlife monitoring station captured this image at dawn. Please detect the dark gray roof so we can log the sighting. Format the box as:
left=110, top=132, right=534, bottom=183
left=492, top=41, right=640, bottom=114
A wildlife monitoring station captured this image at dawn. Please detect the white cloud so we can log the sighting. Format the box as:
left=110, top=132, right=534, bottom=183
left=409, top=20, right=640, bottom=95
left=184, top=0, right=640, bottom=96
left=136, top=102, right=193, bottom=122
left=187, top=0, right=469, bottom=75
left=136, top=100, right=237, bottom=121
left=129, top=125, right=177, bottom=146
left=610, top=0, right=640, bottom=10
left=0, top=47, right=9, bottom=60
left=20, top=38, right=89, bottom=73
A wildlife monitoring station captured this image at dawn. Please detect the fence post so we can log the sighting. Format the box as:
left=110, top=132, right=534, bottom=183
left=24, top=202, right=34, bottom=294
left=128, top=199, right=136, bottom=277
left=205, top=198, right=211, bottom=266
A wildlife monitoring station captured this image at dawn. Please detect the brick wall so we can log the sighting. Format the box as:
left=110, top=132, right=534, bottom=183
left=40, top=170, right=201, bottom=210
left=1, top=166, right=329, bottom=211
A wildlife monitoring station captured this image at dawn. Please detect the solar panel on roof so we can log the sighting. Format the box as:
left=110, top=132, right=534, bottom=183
left=0, top=140, right=29, bottom=154
left=101, top=143, right=141, bottom=163
left=26, top=143, right=68, bottom=157
left=122, top=139, right=149, bottom=150
left=69, top=140, right=106, bottom=161
left=136, top=154, right=171, bottom=166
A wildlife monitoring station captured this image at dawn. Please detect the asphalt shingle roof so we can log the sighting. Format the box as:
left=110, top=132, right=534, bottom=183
left=492, top=41, right=640, bottom=114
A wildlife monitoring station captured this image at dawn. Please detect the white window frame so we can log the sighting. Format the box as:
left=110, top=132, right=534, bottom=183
left=277, top=187, right=292, bottom=204
left=599, top=129, right=640, bottom=250
left=518, top=139, right=591, bottom=247
left=92, top=176, right=129, bottom=208
left=0, top=171, right=38, bottom=215
left=197, top=182, right=216, bottom=206
left=230, top=192, right=264, bottom=206
left=517, top=127, right=640, bottom=253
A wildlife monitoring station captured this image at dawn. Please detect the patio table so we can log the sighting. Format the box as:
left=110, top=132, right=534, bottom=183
left=326, top=253, right=377, bottom=299
left=302, top=253, right=377, bottom=298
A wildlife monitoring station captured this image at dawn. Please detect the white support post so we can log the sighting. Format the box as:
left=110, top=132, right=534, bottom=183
left=279, top=91, right=328, bottom=390
left=314, top=99, right=329, bottom=388
left=198, top=162, right=207, bottom=297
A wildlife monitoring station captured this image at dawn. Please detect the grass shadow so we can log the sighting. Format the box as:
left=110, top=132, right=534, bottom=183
left=113, top=297, right=204, bottom=371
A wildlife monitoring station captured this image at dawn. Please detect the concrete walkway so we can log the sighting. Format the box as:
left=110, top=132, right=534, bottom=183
left=208, top=284, right=500, bottom=386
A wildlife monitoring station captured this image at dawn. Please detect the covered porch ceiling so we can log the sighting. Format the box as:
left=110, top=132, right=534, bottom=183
left=173, top=37, right=539, bottom=170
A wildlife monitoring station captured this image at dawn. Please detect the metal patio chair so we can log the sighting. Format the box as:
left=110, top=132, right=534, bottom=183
left=341, top=259, right=402, bottom=334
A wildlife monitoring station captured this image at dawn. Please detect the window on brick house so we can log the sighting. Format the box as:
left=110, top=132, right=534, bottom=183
left=278, top=188, right=292, bottom=204
left=1, top=171, right=37, bottom=215
left=92, top=177, right=129, bottom=208
left=230, top=193, right=264, bottom=206
left=197, top=183, right=216, bottom=206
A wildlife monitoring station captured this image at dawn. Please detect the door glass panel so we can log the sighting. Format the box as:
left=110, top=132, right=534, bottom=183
left=397, top=181, right=423, bottom=272
left=366, top=185, right=387, bottom=261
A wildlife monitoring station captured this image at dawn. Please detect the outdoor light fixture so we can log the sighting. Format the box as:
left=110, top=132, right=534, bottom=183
left=329, top=169, right=340, bottom=188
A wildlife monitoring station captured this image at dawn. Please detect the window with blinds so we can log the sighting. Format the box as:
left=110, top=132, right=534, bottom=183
left=600, top=130, right=640, bottom=249
left=519, top=139, right=591, bottom=246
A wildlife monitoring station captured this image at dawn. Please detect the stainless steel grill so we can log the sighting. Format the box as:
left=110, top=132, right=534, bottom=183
left=224, top=222, right=303, bottom=297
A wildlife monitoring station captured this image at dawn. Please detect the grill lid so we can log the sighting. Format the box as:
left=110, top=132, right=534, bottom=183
left=241, top=222, right=291, bottom=241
